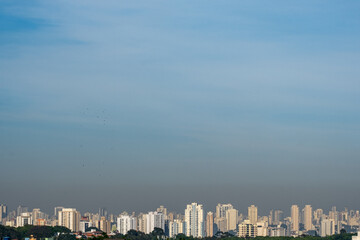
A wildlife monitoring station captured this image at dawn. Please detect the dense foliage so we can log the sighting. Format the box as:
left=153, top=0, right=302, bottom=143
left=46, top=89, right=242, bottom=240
left=107, top=231, right=356, bottom=240
left=0, top=225, right=71, bottom=239
left=106, top=228, right=166, bottom=240
left=0, top=226, right=355, bottom=240
left=108, top=230, right=355, bottom=240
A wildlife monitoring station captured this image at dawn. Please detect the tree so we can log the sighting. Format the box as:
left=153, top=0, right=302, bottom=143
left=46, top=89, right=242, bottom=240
left=0, top=225, right=21, bottom=239
left=125, top=229, right=149, bottom=240
left=28, top=226, right=54, bottom=238
left=151, top=227, right=164, bottom=237
left=53, top=226, right=71, bottom=233
left=57, top=233, right=76, bottom=240
left=175, top=233, right=190, bottom=240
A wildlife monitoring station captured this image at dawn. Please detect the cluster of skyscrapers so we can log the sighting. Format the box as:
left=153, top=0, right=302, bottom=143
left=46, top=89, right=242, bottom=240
left=1, top=203, right=359, bottom=238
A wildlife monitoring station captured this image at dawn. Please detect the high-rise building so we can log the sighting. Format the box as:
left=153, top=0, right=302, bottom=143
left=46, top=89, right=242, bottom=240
left=215, top=217, right=227, bottom=233
left=109, top=214, right=115, bottom=223
left=216, top=204, right=233, bottom=219
left=0, top=204, right=7, bottom=223
left=256, top=221, right=269, bottom=236
left=226, top=208, right=238, bottom=231
left=206, top=212, right=214, bottom=237
left=98, top=208, right=107, bottom=217
left=269, top=210, right=273, bottom=225
left=169, top=219, right=185, bottom=238
left=303, top=205, right=313, bottom=231
left=248, top=205, right=258, bottom=225
left=137, top=213, right=147, bottom=233
left=291, top=205, right=299, bottom=233
left=58, top=208, right=81, bottom=232
left=340, top=210, right=348, bottom=223
left=314, top=209, right=324, bottom=225
left=100, top=216, right=111, bottom=233
left=329, top=206, right=340, bottom=233
left=17, top=205, right=28, bottom=217
left=238, top=220, right=257, bottom=238
left=32, top=208, right=44, bottom=225
left=156, top=206, right=167, bottom=218
left=167, top=212, right=174, bottom=222
left=330, top=207, right=337, bottom=218
left=269, top=226, right=286, bottom=237
left=215, top=203, right=233, bottom=232
left=320, top=219, right=335, bottom=237
left=146, top=211, right=164, bottom=234
left=79, top=218, right=92, bottom=232
left=273, top=210, right=283, bottom=225
left=185, top=202, right=204, bottom=238
left=16, top=212, right=32, bottom=227
left=117, top=214, right=137, bottom=235
left=54, top=207, right=64, bottom=219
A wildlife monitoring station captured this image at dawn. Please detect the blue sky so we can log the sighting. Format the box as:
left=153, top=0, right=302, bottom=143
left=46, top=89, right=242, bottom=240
left=0, top=0, right=360, bottom=214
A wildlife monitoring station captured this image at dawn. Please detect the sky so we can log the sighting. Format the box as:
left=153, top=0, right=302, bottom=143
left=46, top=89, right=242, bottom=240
left=0, top=0, right=360, bottom=216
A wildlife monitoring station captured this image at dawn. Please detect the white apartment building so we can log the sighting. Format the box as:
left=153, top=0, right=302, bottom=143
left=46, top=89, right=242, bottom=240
left=58, top=208, right=81, bottom=232
left=238, top=220, right=257, bottom=238
left=226, top=208, right=238, bottom=231
left=16, top=212, right=32, bottom=227
left=291, top=205, right=299, bottom=233
left=216, top=204, right=233, bottom=219
left=256, top=221, right=268, bottom=236
left=215, top=203, right=233, bottom=232
left=320, top=219, right=335, bottom=237
left=79, top=220, right=92, bottom=233
left=269, top=226, right=286, bottom=237
left=145, top=211, right=164, bottom=234
left=303, top=205, right=313, bottom=231
left=185, top=202, right=204, bottom=238
left=248, top=205, right=258, bottom=225
left=117, top=214, right=137, bottom=235
left=169, top=219, right=185, bottom=238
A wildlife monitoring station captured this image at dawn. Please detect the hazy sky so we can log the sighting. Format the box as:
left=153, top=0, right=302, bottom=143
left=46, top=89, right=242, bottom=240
left=1, top=0, right=360, bottom=215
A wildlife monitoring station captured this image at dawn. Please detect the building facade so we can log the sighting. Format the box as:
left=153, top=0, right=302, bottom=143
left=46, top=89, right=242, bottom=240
left=206, top=211, right=214, bottom=237
left=238, top=220, right=257, bottom=238
left=185, top=203, right=204, bottom=238
left=117, top=214, right=137, bottom=235
left=58, top=208, right=80, bottom=232
left=291, top=205, right=299, bottom=233
left=303, top=205, right=313, bottom=231
left=145, top=211, right=164, bottom=234
left=248, top=205, right=258, bottom=225
left=226, top=208, right=238, bottom=231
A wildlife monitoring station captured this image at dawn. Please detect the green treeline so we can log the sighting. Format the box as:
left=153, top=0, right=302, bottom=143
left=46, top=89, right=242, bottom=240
left=0, top=225, right=71, bottom=240
left=0, top=226, right=356, bottom=240
left=117, top=232, right=355, bottom=240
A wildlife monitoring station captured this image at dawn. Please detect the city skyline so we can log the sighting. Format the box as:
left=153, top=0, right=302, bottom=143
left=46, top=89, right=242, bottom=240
left=1, top=202, right=358, bottom=220
left=1, top=202, right=359, bottom=238
left=1, top=0, right=360, bottom=218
